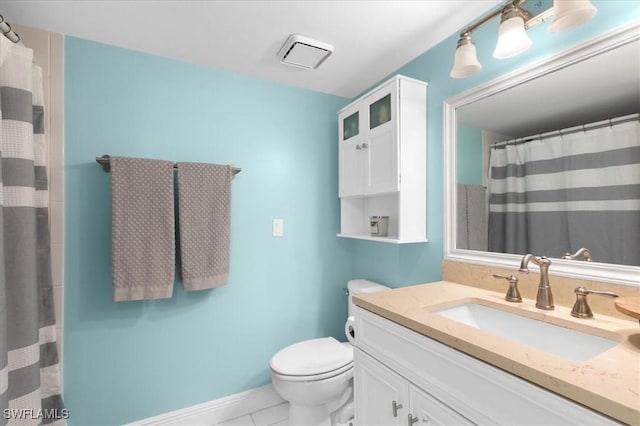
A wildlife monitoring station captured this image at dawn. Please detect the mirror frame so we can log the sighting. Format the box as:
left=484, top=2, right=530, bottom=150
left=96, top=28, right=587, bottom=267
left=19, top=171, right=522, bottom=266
left=444, top=21, right=640, bottom=287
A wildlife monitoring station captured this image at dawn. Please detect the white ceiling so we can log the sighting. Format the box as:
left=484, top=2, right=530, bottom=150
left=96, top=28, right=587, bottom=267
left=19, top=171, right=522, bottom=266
left=0, top=0, right=501, bottom=98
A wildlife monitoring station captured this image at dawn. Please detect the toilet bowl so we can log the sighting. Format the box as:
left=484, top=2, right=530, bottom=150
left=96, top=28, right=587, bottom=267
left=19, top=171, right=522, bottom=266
left=269, top=279, right=389, bottom=426
left=270, top=338, right=353, bottom=426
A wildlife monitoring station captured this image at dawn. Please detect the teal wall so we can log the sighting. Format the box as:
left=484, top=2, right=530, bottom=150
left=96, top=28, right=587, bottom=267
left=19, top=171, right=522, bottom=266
left=457, top=125, right=484, bottom=185
left=351, top=1, right=640, bottom=286
left=63, top=2, right=640, bottom=424
left=64, top=38, right=351, bottom=424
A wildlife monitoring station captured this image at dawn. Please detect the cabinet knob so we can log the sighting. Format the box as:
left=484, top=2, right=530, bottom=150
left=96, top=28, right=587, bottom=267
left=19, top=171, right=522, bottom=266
left=408, top=414, right=419, bottom=425
left=356, top=144, right=362, bottom=150
left=362, top=142, right=369, bottom=149
left=392, top=400, right=403, bottom=417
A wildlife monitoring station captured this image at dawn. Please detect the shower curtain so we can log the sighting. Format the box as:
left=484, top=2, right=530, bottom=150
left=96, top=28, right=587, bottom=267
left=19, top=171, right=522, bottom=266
left=0, top=36, right=65, bottom=424
left=488, top=117, right=640, bottom=266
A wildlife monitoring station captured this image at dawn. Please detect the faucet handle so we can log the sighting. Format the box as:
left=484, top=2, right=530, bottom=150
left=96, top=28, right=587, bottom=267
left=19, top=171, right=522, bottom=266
left=571, top=286, right=619, bottom=318
left=562, top=248, right=593, bottom=262
left=493, top=274, right=522, bottom=303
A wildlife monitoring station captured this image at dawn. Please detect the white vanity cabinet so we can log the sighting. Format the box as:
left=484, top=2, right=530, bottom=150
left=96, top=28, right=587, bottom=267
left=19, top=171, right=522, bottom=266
left=337, top=75, right=427, bottom=243
left=353, top=306, right=620, bottom=426
left=355, top=349, right=471, bottom=425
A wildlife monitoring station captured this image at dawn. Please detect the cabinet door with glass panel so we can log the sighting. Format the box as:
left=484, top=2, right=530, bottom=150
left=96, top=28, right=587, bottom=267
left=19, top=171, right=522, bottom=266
left=365, top=82, right=399, bottom=195
left=339, top=103, right=367, bottom=197
left=338, top=81, right=399, bottom=197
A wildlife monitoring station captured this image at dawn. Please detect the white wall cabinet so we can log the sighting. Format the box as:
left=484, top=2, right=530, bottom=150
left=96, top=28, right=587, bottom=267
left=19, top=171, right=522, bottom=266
left=353, top=306, right=619, bottom=425
left=338, top=75, right=427, bottom=243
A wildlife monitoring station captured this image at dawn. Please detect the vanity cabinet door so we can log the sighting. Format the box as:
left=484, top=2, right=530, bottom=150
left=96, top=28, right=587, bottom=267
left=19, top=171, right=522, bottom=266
left=409, top=383, right=472, bottom=426
left=354, top=348, right=408, bottom=426
left=355, top=348, right=472, bottom=426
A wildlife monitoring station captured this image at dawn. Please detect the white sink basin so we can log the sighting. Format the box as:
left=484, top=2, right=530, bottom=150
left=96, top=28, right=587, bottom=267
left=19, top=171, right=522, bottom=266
left=435, top=303, right=618, bottom=362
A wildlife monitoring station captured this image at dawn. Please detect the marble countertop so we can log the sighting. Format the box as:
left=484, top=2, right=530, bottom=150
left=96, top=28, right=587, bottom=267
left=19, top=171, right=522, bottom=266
left=354, top=281, right=640, bottom=425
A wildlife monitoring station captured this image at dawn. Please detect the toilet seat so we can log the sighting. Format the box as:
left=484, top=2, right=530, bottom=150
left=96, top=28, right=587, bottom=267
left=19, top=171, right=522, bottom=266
left=270, top=337, right=353, bottom=381
left=271, top=361, right=353, bottom=382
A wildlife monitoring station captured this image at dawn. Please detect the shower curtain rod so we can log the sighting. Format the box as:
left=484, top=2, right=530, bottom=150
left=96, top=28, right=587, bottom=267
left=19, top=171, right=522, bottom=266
left=95, top=155, right=242, bottom=175
left=491, top=112, right=640, bottom=148
left=0, top=14, right=21, bottom=43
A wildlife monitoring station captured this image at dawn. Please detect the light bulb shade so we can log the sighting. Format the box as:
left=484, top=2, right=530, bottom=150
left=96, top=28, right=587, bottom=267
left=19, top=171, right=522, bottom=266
left=493, top=16, right=533, bottom=59
left=450, top=40, right=482, bottom=79
left=549, top=0, right=597, bottom=33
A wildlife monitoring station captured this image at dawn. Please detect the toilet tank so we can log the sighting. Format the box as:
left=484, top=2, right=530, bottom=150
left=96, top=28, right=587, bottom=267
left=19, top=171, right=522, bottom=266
left=347, top=279, right=389, bottom=316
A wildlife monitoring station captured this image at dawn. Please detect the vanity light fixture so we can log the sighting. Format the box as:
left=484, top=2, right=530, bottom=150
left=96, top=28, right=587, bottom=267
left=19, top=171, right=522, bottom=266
left=450, top=0, right=598, bottom=79
left=493, top=2, right=533, bottom=59
left=549, top=0, right=598, bottom=32
left=450, top=31, right=483, bottom=78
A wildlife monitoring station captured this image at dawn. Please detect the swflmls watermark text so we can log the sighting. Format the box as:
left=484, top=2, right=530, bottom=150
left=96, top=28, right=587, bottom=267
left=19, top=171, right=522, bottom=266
left=3, top=408, right=70, bottom=420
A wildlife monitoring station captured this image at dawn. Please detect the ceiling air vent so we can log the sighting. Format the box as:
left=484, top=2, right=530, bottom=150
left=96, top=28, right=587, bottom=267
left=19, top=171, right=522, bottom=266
left=277, top=34, right=333, bottom=70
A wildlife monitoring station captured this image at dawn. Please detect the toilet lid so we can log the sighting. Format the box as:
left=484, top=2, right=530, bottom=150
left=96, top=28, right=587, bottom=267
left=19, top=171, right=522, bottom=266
left=270, top=337, right=353, bottom=376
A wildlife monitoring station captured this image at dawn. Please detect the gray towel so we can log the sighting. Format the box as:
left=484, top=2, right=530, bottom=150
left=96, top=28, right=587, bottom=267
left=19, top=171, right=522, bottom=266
left=177, top=162, right=232, bottom=290
left=111, top=157, right=175, bottom=301
left=457, top=184, right=488, bottom=251
left=457, top=184, right=469, bottom=249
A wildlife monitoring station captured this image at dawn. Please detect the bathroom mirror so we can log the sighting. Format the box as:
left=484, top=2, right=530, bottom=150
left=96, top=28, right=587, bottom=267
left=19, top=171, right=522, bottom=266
left=444, top=22, right=640, bottom=286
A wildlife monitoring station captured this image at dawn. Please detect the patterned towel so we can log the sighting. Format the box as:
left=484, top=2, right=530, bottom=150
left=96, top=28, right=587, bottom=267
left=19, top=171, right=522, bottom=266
left=177, top=162, right=233, bottom=290
left=111, top=157, right=175, bottom=301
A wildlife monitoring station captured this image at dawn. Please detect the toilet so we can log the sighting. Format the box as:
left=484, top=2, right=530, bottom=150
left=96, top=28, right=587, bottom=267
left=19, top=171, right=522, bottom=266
left=270, top=279, right=390, bottom=426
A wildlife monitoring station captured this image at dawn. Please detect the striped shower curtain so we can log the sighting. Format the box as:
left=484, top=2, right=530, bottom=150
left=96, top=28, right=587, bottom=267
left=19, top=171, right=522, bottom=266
left=0, top=36, right=65, bottom=424
left=488, top=117, right=640, bottom=267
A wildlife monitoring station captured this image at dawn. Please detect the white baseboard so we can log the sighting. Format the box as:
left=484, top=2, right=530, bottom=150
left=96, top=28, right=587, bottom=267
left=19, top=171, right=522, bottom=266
left=125, top=384, right=285, bottom=426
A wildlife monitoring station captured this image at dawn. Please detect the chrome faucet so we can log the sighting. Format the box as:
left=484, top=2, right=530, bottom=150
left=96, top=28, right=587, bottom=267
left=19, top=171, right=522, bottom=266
left=519, top=254, right=554, bottom=310
left=562, top=247, right=593, bottom=262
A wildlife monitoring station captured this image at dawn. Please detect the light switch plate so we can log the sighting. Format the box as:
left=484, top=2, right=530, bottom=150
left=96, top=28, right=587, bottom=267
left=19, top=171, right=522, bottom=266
left=272, top=218, right=284, bottom=237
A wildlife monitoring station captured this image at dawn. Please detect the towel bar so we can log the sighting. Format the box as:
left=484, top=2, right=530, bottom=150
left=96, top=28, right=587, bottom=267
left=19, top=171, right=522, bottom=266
left=95, top=155, right=241, bottom=175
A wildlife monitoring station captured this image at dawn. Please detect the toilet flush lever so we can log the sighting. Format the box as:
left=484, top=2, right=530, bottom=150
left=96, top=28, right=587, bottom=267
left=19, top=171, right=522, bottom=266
left=392, top=400, right=403, bottom=417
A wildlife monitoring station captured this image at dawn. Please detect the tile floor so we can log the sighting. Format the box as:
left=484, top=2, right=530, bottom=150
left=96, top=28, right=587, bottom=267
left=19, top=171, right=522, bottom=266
left=214, top=402, right=289, bottom=426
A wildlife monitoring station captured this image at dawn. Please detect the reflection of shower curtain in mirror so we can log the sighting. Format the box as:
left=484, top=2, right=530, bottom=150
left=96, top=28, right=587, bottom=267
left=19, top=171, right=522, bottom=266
left=488, top=117, right=640, bottom=267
